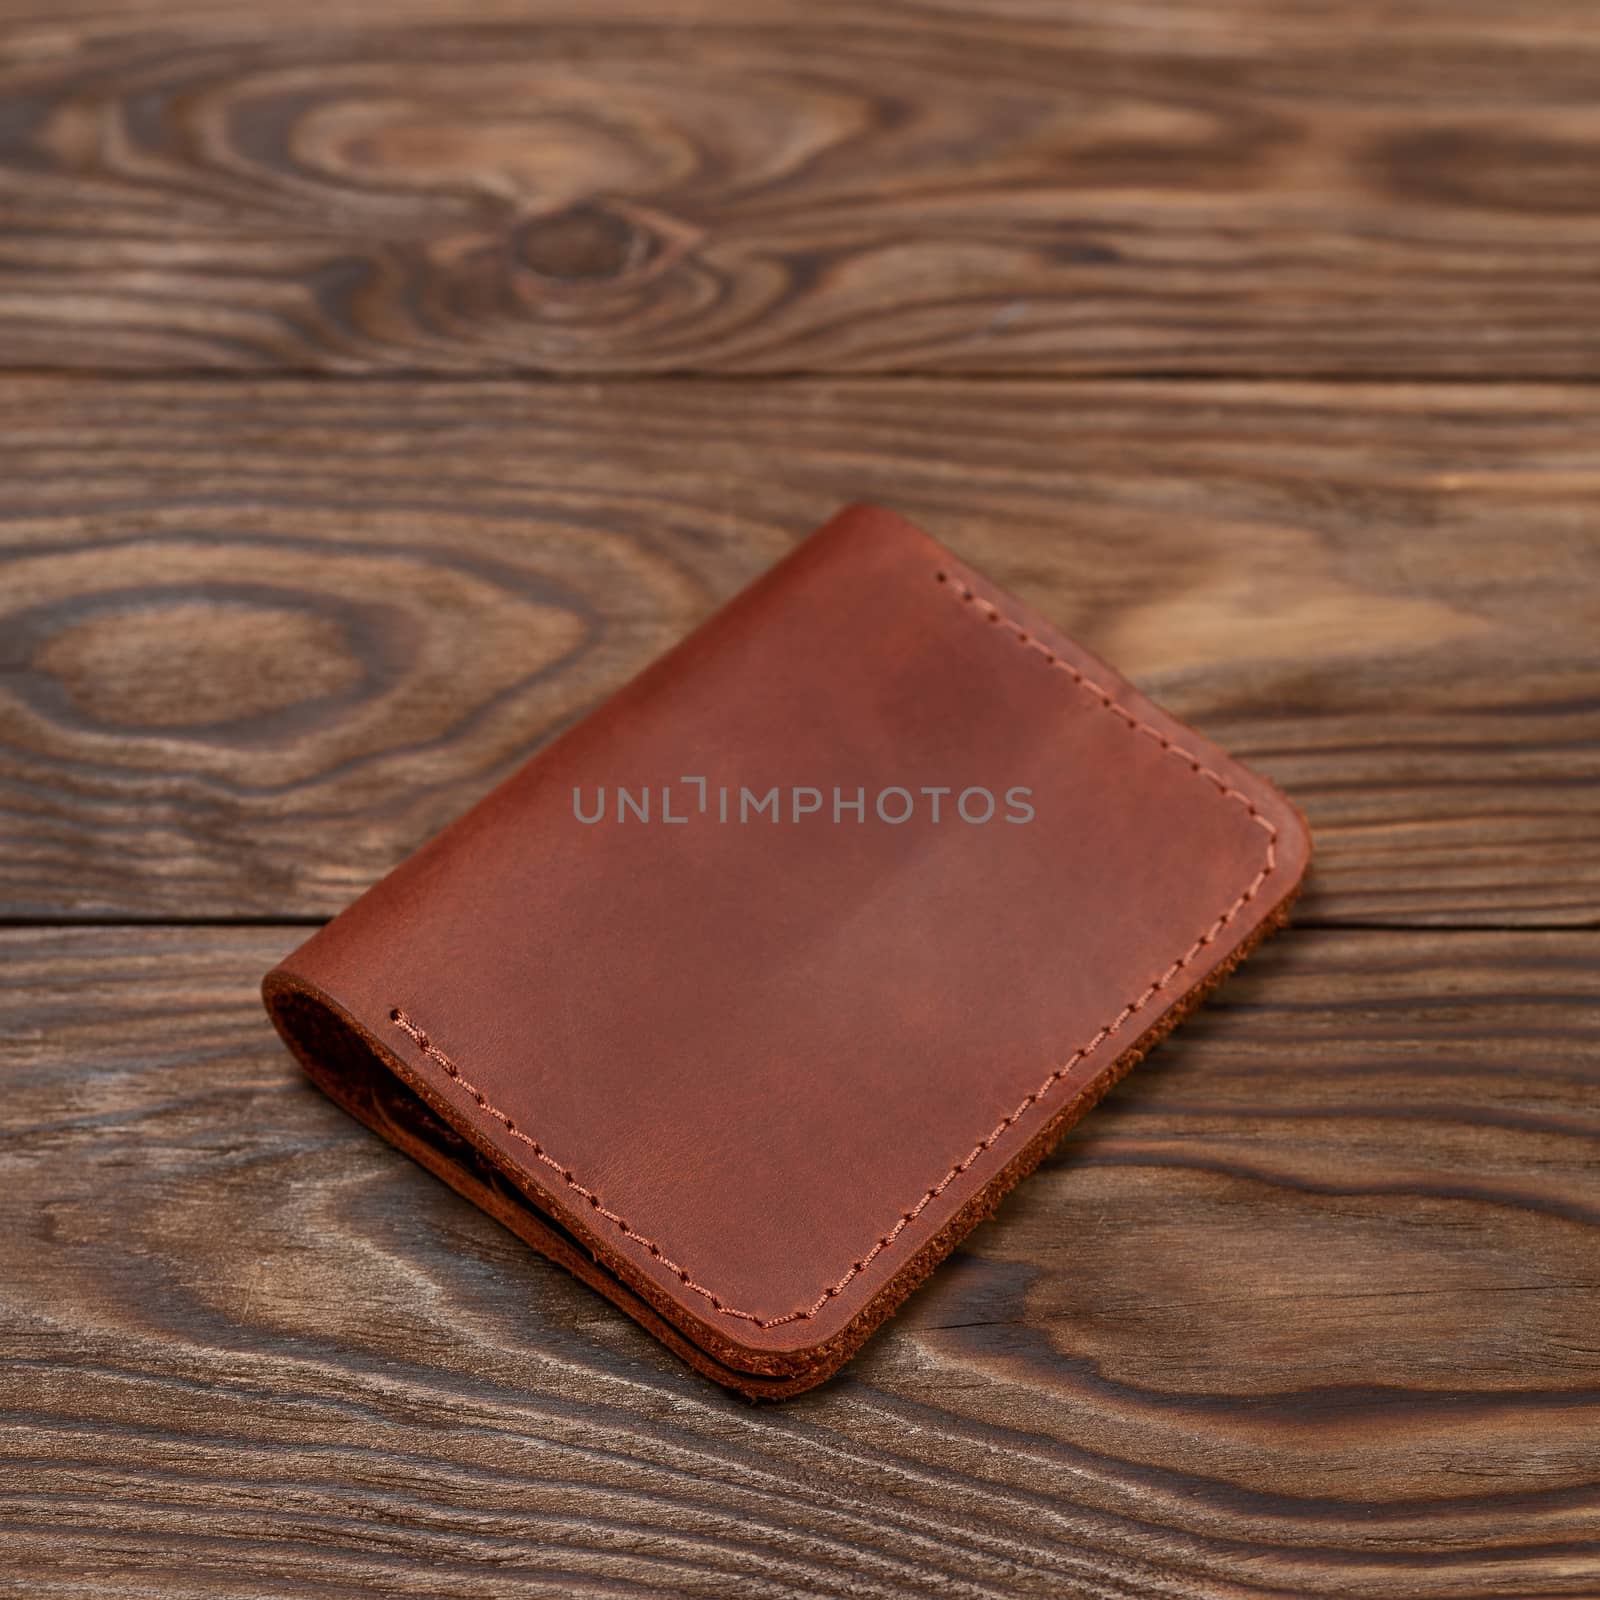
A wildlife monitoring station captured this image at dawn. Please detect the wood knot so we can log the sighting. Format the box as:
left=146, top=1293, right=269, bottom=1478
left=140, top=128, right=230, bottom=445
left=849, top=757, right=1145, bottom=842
left=515, top=203, right=650, bottom=283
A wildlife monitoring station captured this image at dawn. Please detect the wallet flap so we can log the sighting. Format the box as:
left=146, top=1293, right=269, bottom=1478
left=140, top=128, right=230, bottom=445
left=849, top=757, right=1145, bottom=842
left=265, top=505, right=1310, bottom=1387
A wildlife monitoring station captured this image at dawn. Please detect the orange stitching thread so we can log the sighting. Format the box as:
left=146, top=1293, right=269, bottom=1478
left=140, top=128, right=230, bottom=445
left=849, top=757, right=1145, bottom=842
left=388, top=1006, right=758, bottom=1315
left=935, top=571, right=1282, bottom=835
left=389, top=566, right=1278, bottom=1329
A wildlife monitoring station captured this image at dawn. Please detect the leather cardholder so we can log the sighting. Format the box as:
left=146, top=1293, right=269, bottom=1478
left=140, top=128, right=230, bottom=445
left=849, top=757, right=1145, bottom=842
left=263, top=505, right=1311, bottom=1398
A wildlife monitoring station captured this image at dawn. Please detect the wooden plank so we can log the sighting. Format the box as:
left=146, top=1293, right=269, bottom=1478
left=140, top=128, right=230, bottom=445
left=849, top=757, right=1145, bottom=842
left=1, top=376, right=1595, bottom=926
left=1, top=1, right=1599, bottom=374
left=1, top=924, right=1596, bottom=1597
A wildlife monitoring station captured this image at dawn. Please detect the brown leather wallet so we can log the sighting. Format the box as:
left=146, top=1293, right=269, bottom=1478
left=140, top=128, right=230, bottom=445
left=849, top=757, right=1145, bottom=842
left=263, top=505, right=1311, bottom=1399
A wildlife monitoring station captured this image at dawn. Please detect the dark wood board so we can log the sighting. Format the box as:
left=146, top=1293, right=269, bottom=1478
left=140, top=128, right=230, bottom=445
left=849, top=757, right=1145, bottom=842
left=0, top=0, right=1598, bottom=374
left=1, top=377, right=1595, bottom=927
left=2, top=924, right=1597, bottom=1597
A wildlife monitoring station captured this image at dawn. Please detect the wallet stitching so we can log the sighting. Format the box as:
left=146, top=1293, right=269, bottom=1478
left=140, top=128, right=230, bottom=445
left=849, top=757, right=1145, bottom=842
left=389, top=566, right=1279, bottom=1330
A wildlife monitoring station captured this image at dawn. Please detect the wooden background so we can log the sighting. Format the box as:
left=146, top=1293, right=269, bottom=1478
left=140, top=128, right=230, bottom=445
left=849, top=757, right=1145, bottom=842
left=1, top=2, right=1596, bottom=1595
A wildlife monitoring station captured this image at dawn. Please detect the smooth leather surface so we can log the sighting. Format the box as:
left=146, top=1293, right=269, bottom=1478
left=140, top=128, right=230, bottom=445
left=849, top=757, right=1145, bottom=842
left=264, top=505, right=1311, bottom=1396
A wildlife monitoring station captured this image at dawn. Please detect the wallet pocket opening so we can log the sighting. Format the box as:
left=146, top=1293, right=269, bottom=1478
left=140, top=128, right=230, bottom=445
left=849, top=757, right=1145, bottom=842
left=267, top=984, right=589, bottom=1252
left=264, top=977, right=820, bottom=1396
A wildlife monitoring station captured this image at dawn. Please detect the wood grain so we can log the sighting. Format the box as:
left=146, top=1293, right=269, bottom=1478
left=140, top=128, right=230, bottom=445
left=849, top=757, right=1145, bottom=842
left=1, top=376, right=1595, bottom=926
left=1, top=0, right=1599, bottom=374
left=2, top=924, right=1596, bottom=1597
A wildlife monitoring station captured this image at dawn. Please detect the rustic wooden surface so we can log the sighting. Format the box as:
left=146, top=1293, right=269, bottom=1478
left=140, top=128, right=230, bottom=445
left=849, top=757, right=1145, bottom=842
left=1, top=0, right=1600, bottom=375
left=2, top=377, right=1595, bottom=929
left=1, top=0, right=1596, bottom=1595
left=4, top=927, right=1598, bottom=1598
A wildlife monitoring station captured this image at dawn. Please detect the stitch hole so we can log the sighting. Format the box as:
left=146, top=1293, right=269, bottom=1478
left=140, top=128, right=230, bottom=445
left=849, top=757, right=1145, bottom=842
left=934, top=570, right=947, bottom=583
left=648, top=1244, right=660, bottom=1255
left=388, top=1007, right=402, bottom=1023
